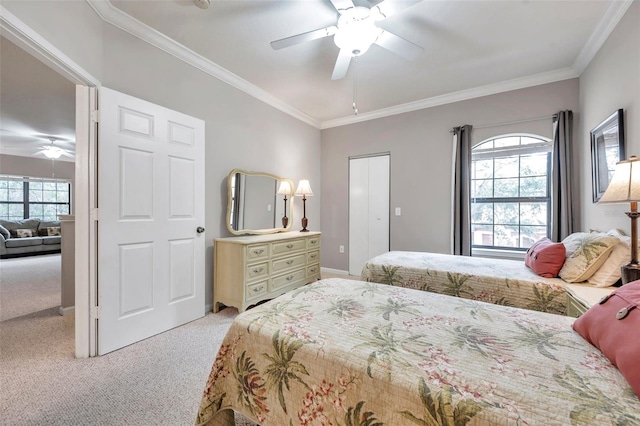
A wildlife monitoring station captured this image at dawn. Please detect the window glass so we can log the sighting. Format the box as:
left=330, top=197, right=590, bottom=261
left=470, top=135, right=551, bottom=251
left=0, top=179, right=71, bottom=221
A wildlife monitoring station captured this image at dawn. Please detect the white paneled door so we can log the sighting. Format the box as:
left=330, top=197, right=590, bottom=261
left=98, top=87, right=205, bottom=355
left=349, top=155, right=390, bottom=276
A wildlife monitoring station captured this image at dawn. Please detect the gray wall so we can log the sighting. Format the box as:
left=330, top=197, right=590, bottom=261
left=321, top=79, right=579, bottom=271
left=578, top=2, right=640, bottom=235
left=3, top=1, right=321, bottom=310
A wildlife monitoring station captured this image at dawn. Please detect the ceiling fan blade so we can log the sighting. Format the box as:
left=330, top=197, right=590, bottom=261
left=329, top=0, right=355, bottom=13
left=271, top=26, right=337, bottom=50
left=331, top=49, right=352, bottom=80
left=60, top=151, right=75, bottom=158
left=371, top=0, right=423, bottom=20
left=375, top=30, right=423, bottom=61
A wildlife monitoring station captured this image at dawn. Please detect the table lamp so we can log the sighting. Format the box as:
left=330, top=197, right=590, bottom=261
left=598, top=155, right=640, bottom=284
left=295, top=179, right=313, bottom=232
left=276, top=181, right=292, bottom=228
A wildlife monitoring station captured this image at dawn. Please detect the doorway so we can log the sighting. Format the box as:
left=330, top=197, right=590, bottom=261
left=348, top=154, right=390, bottom=276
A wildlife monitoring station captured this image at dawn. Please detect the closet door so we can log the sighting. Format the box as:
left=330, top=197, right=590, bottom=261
left=349, top=155, right=390, bottom=276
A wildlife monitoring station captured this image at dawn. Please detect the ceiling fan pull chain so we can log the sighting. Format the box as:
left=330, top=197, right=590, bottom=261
left=352, top=55, right=359, bottom=115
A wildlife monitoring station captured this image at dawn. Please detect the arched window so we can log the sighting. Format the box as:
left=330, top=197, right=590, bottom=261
left=471, top=134, right=551, bottom=251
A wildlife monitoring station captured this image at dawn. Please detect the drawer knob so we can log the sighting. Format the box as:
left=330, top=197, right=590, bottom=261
left=310, top=267, right=317, bottom=273
left=253, top=286, right=263, bottom=293
left=253, top=267, right=264, bottom=274
left=310, top=254, right=317, bottom=259
left=286, top=275, right=294, bottom=281
left=286, top=260, right=294, bottom=265
left=286, top=244, right=294, bottom=249
left=253, top=249, right=264, bottom=255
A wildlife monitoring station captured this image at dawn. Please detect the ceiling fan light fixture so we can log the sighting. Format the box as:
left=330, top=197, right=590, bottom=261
left=334, top=7, right=382, bottom=57
left=42, top=147, right=64, bottom=159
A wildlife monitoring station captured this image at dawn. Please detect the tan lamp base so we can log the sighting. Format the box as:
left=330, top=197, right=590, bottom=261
left=621, top=263, right=640, bottom=285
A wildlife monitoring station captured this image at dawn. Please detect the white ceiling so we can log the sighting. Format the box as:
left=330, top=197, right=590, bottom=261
left=0, top=0, right=631, bottom=159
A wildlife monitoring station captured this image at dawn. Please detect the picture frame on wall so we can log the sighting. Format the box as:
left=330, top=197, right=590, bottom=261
left=591, top=109, right=625, bottom=202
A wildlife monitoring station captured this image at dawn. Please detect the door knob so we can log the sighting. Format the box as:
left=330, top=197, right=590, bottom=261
left=197, top=227, right=205, bottom=234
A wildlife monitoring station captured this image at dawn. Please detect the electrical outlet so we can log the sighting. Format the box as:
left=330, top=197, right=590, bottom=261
left=395, top=207, right=401, bottom=216
left=339, top=245, right=344, bottom=253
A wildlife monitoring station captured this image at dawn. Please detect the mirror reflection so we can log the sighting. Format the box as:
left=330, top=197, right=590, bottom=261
left=227, top=169, right=294, bottom=235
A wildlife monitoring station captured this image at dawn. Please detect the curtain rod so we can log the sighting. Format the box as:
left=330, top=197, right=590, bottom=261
left=450, top=114, right=557, bottom=133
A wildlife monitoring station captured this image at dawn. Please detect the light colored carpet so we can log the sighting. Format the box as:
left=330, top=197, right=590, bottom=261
left=0, top=306, right=260, bottom=425
left=0, top=267, right=350, bottom=425
left=0, top=253, right=61, bottom=321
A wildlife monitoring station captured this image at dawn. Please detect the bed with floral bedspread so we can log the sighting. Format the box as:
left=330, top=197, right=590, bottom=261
left=361, top=251, right=574, bottom=315
left=196, top=278, right=639, bottom=426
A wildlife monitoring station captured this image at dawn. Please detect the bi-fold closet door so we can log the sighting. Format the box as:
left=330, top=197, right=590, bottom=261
left=349, top=154, right=390, bottom=276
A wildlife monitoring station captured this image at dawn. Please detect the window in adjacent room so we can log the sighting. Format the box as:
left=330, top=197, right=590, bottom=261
left=470, top=135, right=551, bottom=252
left=0, top=177, right=71, bottom=221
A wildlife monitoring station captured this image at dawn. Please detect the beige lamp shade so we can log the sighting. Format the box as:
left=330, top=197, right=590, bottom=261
left=599, top=156, right=640, bottom=203
left=295, top=179, right=314, bottom=196
left=276, top=181, right=292, bottom=195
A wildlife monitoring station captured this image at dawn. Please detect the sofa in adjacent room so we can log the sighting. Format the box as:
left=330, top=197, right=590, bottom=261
left=0, top=218, right=62, bottom=258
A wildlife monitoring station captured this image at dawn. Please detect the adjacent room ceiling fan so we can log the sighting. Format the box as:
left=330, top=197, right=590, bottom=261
left=270, top=0, right=424, bottom=80
left=35, top=137, right=74, bottom=160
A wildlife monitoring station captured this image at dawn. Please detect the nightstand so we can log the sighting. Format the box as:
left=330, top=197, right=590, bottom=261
left=565, top=284, right=616, bottom=318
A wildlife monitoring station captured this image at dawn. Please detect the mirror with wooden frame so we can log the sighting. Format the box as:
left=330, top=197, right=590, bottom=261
left=226, top=169, right=294, bottom=235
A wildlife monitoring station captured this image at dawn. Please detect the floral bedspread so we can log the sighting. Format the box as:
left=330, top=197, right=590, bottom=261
left=362, top=251, right=570, bottom=315
left=196, top=278, right=639, bottom=426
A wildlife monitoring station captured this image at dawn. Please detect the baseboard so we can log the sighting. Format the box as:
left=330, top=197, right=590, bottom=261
left=59, top=305, right=75, bottom=316
left=321, top=267, right=350, bottom=276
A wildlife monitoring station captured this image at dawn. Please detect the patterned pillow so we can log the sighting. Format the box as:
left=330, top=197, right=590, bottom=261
left=559, top=233, right=620, bottom=283
left=47, top=227, right=61, bottom=236
left=16, top=228, right=36, bottom=238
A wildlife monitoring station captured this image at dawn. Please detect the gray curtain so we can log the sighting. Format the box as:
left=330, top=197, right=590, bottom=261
left=550, top=110, right=574, bottom=241
left=452, top=125, right=473, bottom=256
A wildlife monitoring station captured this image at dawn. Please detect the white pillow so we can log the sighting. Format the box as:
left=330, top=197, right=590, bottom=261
left=587, top=235, right=630, bottom=287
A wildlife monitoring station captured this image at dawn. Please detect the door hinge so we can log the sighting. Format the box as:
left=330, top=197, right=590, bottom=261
left=90, top=208, right=99, bottom=221
left=91, top=305, right=100, bottom=320
left=91, top=110, right=100, bottom=123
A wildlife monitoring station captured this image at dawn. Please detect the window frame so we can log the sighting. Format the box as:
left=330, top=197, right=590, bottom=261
left=470, top=134, right=552, bottom=253
left=0, top=176, right=72, bottom=221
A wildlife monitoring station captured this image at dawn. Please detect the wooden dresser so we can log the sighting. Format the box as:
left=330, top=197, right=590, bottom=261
left=213, top=231, right=321, bottom=312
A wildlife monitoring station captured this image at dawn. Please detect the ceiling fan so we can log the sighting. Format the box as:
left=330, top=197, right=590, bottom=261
left=35, top=137, right=74, bottom=160
left=270, top=0, right=424, bottom=80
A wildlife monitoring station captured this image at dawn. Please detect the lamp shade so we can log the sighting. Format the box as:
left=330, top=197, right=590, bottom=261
left=295, top=179, right=313, bottom=196
left=599, top=156, right=640, bottom=203
left=276, top=181, right=292, bottom=195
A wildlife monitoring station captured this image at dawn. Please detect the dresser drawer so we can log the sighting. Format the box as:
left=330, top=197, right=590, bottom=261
left=271, top=269, right=306, bottom=291
left=247, top=244, right=269, bottom=262
left=272, top=238, right=306, bottom=256
left=307, top=236, right=321, bottom=249
left=246, top=262, right=269, bottom=282
left=307, top=264, right=320, bottom=278
left=272, top=253, right=306, bottom=273
left=245, top=280, right=268, bottom=302
left=307, top=250, right=320, bottom=264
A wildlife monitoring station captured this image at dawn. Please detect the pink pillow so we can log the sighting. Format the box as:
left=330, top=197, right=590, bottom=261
left=524, top=238, right=566, bottom=278
left=573, top=281, right=640, bottom=396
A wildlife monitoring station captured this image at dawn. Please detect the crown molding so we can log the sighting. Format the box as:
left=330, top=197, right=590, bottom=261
left=320, top=67, right=579, bottom=129
left=84, top=0, right=629, bottom=131
left=572, top=0, right=634, bottom=74
left=86, top=0, right=321, bottom=129
left=0, top=5, right=100, bottom=87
